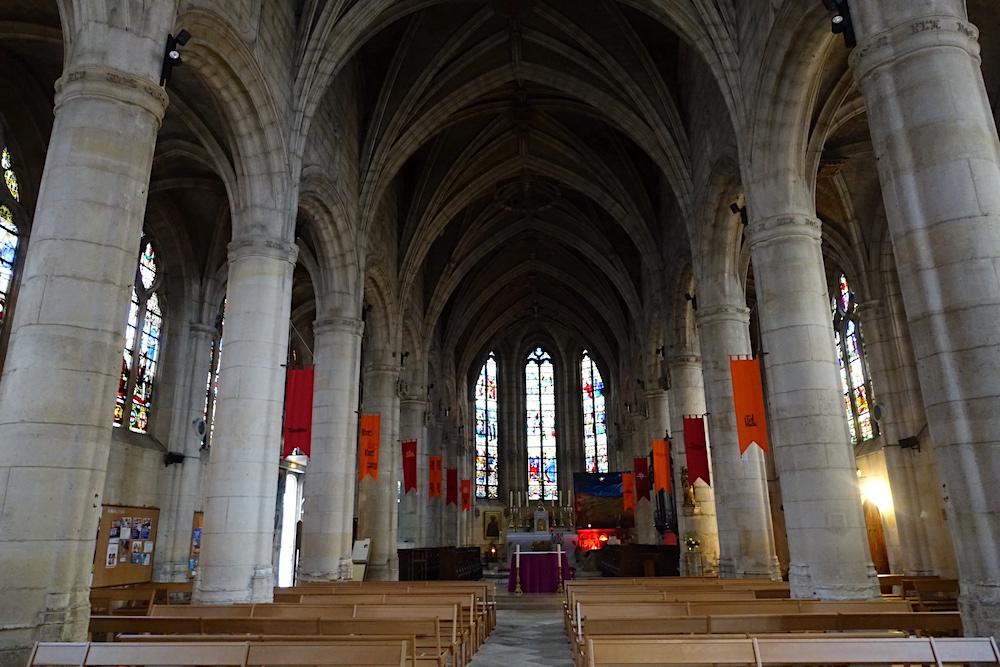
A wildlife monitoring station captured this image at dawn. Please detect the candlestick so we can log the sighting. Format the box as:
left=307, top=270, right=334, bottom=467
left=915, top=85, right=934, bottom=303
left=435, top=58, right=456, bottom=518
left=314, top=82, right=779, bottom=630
left=515, top=545, right=522, bottom=595
left=556, top=544, right=564, bottom=593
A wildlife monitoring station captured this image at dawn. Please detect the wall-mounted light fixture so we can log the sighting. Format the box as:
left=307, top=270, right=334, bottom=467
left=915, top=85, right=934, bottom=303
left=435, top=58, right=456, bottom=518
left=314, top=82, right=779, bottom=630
left=655, top=346, right=665, bottom=359
left=821, top=0, right=856, bottom=48
left=684, top=293, right=698, bottom=310
left=730, top=202, right=749, bottom=226
left=400, top=351, right=409, bottom=366
left=159, top=29, right=191, bottom=86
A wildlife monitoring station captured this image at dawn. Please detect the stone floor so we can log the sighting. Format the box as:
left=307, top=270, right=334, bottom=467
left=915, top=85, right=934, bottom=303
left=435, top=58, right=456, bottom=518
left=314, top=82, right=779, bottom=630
left=468, top=608, right=574, bottom=667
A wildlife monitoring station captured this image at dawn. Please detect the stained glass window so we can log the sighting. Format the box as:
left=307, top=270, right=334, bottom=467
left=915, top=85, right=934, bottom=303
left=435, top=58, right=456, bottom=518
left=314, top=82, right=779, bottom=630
left=526, top=347, right=557, bottom=500
left=832, top=273, right=876, bottom=445
left=202, top=299, right=226, bottom=448
left=114, top=239, right=162, bottom=434
left=581, top=350, right=608, bottom=473
left=475, top=351, right=499, bottom=498
left=0, top=205, right=18, bottom=329
left=3, top=147, right=19, bottom=202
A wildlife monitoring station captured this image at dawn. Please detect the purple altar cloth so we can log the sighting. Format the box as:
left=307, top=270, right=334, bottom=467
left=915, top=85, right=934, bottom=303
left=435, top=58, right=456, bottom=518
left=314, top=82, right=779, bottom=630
left=508, top=551, right=571, bottom=593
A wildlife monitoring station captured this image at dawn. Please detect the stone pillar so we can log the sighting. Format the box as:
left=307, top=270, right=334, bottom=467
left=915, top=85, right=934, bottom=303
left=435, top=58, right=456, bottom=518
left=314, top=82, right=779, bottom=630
left=850, top=1, right=1000, bottom=632
left=155, top=323, right=216, bottom=582
left=665, top=358, right=720, bottom=571
left=696, top=305, right=780, bottom=579
left=398, top=396, right=428, bottom=546
left=356, top=359, right=400, bottom=580
left=744, top=216, right=875, bottom=598
left=194, top=237, right=297, bottom=603
left=298, top=316, right=363, bottom=582
left=639, top=389, right=667, bottom=544
left=425, top=419, right=443, bottom=547
left=0, top=57, right=170, bottom=659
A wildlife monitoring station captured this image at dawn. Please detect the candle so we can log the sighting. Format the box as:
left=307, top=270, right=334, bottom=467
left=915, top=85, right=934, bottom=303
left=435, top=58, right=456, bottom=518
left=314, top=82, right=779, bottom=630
left=509, top=491, right=513, bottom=506
left=516, top=545, right=521, bottom=568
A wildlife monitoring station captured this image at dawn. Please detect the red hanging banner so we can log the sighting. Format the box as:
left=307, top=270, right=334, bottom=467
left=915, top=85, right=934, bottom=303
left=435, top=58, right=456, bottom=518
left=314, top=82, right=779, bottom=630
left=730, top=355, right=770, bottom=455
left=282, top=367, right=314, bottom=458
left=461, top=479, right=471, bottom=512
left=428, top=457, right=443, bottom=499
left=652, top=439, right=672, bottom=494
left=634, top=457, right=650, bottom=501
left=622, top=472, right=635, bottom=511
left=402, top=440, right=418, bottom=493
left=446, top=468, right=458, bottom=506
left=684, top=416, right=711, bottom=486
left=358, top=413, right=381, bottom=482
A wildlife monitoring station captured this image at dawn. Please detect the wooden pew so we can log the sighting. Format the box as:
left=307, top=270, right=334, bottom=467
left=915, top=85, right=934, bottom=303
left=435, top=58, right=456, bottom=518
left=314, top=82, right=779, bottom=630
left=26, top=642, right=90, bottom=667
left=909, top=578, right=960, bottom=611
left=89, top=589, right=156, bottom=616
left=246, top=641, right=408, bottom=667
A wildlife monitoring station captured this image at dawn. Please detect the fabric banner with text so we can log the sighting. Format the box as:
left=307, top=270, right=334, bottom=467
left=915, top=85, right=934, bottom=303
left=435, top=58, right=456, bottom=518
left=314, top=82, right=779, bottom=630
left=652, top=439, right=672, bottom=493
left=428, top=457, right=443, bottom=499
left=730, top=355, right=770, bottom=454
left=402, top=440, right=418, bottom=493
left=461, top=479, right=471, bottom=511
left=622, top=472, right=635, bottom=511
left=358, top=413, right=381, bottom=482
left=683, top=416, right=711, bottom=486
left=634, top=457, right=650, bottom=501
left=446, top=468, right=458, bottom=506
left=282, top=367, right=314, bottom=458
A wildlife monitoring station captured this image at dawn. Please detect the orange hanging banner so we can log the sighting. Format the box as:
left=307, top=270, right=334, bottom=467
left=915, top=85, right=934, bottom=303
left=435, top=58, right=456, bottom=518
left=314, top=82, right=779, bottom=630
left=460, top=479, right=471, bottom=512
left=652, top=439, right=672, bottom=494
left=622, top=472, right=635, bottom=511
left=358, top=413, right=381, bottom=482
left=428, top=457, right=443, bottom=499
left=729, top=355, right=770, bottom=455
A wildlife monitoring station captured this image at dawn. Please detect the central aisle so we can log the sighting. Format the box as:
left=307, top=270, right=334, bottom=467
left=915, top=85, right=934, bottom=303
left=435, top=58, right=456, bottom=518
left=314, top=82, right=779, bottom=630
left=468, top=608, right=575, bottom=667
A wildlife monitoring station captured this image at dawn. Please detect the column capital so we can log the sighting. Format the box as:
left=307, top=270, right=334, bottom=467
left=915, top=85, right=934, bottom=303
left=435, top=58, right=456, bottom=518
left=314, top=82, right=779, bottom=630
left=364, top=363, right=400, bottom=376
left=189, top=323, right=217, bottom=337
left=665, top=355, right=702, bottom=369
left=857, top=299, right=888, bottom=320
left=745, top=214, right=821, bottom=246
left=227, top=236, right=298, bottom=264
left=314, top=316, right=364, bottom=338
left=850, top=16, right=980, bottom=81
left=696, top=304, right=750, bottom=326
left=55, top=65, right=168, bottom=121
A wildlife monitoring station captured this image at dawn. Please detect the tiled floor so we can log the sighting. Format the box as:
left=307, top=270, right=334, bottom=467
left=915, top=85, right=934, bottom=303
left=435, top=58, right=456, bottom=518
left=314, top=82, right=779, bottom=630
left=468, top=609, right=575, bottom=667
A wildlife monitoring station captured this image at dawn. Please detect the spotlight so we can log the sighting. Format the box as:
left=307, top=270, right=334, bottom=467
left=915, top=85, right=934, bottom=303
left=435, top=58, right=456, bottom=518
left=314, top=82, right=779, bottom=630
left=160, top=29, right=191, bottom=86
left=822, top=1, right=856, bottom=48
left=730, top=203, right=741, bottom=215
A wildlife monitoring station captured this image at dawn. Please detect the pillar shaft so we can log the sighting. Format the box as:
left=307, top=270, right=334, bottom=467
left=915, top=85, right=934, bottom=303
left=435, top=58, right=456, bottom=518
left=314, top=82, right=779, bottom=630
left=0, top=64, right=168, bottom=661
left=155, top=323, right=216, bottom=582
left=665, top=358, right=720, bottom=570
left=851, top=1, right=1000, bottom=633
left=398, top=397, right=428, bottom=546
left=298, top=317, right=363, bottom=582
left=357, top=362, right=400, bottom=580
left=194, top=237, right=297, bottom=603
left=745, top=216, right=875, bottom=598
left=636, top=389, right=665, bottom=545
left=696, top=306, right=780, bottom=579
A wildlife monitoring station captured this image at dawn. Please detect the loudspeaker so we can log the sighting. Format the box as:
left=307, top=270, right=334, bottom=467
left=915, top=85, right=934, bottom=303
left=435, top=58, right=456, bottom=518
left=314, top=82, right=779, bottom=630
left=898, top=436, right=919, bottom=450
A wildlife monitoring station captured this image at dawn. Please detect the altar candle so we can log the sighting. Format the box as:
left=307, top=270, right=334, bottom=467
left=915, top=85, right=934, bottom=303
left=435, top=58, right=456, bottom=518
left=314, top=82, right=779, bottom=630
left=516, top=545, right=521, bottom=568
left=509, top=491, right=513, bottom=506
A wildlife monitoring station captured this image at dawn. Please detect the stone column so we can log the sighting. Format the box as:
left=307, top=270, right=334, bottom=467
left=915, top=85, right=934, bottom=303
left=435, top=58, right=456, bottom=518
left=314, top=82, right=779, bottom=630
left=398, top=396, right=428, bottom=546
left=850, top=2, right=1000, bottom=632
left=297, top=317, right=363, bottom=582
left=744, top=216, right=875, bottom=598
left=0, top=59, right=169, bottom=659
left=665, top=358, right=720, bottom=571
left=425, top=418, right=443, bottom=547
left=695, top=305, right=780, bottom=579
left=155, top=322, right=216, bottom=582
left=194, top=237, right=297, bottom=603
left=639, top=389, right=667, bottom=544
left=356, top=359, right=401, bottom=580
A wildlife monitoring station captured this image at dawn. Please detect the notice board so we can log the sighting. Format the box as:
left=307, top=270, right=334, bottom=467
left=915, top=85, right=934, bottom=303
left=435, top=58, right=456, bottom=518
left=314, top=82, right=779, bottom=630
left=91, top=504, right=159, bottom=588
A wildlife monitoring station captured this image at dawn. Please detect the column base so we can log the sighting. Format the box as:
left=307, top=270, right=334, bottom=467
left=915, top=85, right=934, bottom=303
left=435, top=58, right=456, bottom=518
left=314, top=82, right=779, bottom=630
left=718, top=555, right=781, bottom=580
left=153, top=561, right=194, bottom=584
left=193, top=564, right=274, bottom=604
left=788, top=562, right=879, bottom=600
left=0, top=588, right=90, bottom=667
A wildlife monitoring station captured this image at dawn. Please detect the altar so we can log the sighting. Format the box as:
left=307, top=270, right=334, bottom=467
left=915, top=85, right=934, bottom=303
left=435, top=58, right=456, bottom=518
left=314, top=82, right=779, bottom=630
left=508, top=551, right=572, bottom=593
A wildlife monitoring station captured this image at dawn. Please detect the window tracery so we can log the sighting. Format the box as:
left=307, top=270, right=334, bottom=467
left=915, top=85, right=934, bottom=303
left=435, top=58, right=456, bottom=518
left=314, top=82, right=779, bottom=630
left=475, top=351, right=498, bottom=499
left=832, top=273, right=876, bottom=445
left=526, top=347, right=557, bottom=500
left=581, top=350, right=608, bottom=473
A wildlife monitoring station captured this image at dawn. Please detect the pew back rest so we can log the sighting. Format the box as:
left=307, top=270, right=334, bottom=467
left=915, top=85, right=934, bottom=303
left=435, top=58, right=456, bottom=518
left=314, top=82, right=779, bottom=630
left=27, top=643, right=89, bottom=667
left=83, top=641, right=250, bottom=667
left=150, top=604, right=252, bottom=617
left=246, top=641, right=408, bottom=667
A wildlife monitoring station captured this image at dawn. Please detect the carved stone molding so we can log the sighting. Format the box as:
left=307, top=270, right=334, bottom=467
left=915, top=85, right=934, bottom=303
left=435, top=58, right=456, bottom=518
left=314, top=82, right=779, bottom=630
left=314, top=316, right=365, bottom=338
left=850, top=15, right=980, bottom=81
left=745, top=215, right=822, bottom=246
left=55, top=65, right=168, bottom=120
left=696, top=304, right=750, bottom=326
left=227, top=236, right=299, bottom=264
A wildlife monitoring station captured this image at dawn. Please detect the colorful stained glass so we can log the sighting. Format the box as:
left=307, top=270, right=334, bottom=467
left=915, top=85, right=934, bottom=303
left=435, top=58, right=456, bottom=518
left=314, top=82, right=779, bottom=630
left=832, top=273, right=876, bottom=446
left=3, top=147, right=17, bottom=201
left=581, top=350, right=608, bottom=473
left=203, top=299, right=226, bottom=447
left=114, top=238, right=162, bottom=434
left=0, top=204, right=18, bottom=328
left=526, top=347, right=557, bottom=500
left=475, top=351, right=499, bottom=498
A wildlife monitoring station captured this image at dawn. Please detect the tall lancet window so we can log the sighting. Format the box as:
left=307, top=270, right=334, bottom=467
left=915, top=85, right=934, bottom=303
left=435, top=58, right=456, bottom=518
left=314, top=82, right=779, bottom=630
left=581, top=350, right=608, bottom=473
left=114, top=238, right=163, bottom=434
left=202, top=298, right=226, bottom=448
left=526, top=347, right=557, bottom=500
left=475, top=351, right=499, bottom=498
left=0, top=145, right=23, bottom=329
left=832, top=273, right=876, bottom=445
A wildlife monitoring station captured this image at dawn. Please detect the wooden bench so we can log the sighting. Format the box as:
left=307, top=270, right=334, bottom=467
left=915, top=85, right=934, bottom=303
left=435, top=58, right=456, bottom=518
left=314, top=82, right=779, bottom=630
left=584, top=636, right=1000, bottom=667
left=909, top=578, right=960, bottom=611
left=89, top=589, right=156, bottom=616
